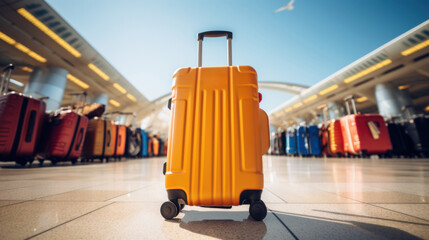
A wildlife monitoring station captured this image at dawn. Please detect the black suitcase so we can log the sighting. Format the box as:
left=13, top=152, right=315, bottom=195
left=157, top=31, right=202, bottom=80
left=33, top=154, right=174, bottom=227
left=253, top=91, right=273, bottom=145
left=387, top=122, right=413, bottom=157
left=279, top=131, right=286, bottom=155
left=403, top=116, right=429, bottom=157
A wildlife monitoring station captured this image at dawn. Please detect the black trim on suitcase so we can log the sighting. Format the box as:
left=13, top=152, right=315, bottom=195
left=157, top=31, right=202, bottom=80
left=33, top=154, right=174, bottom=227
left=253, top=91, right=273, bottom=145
left=113, top=125, right=119, bottom=156
left=10, top=97, right=29, bottom=156
left=63, top=115, right=81, bottom=160
left=75, top=128, right=84, bottom=151
left=167, top=189, right=188, bottom=204
left=239, top=190, right=262, bottom=205
left=101, top=120, right=106, bottom=158
left=25, top=110, right=37, bottom=142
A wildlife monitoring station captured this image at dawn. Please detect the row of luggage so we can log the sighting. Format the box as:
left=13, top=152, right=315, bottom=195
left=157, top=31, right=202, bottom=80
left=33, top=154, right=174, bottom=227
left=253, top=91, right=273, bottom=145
left=0, top=64, right=166, bottom=166
left=138, top=131, right=167, bottom=158
left=272, top=125, right=322, bottom=156
left=271, top=96, right=429, bottom=158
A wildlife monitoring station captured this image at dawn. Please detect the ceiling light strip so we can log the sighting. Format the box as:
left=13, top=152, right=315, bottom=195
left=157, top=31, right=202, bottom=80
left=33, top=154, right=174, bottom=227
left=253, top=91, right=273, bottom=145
left=293, top=102, right=303, bottom=109
left=127, top=94, right=137, bottom=102
left=17, top=8, right=81, bottom=58
left=356, top=96, right=368, bottom=103
left=88, top=63, right=110, bottom=80
left=67, top=74, right=89, bottom=89
left=319, top=84, right=338, bottom=95
left=21, top=66, right=33, bottom=72
left=304, top=95, right=317, bottom=103
left=113, top=83, right=126, bottom=94
left=0, top=31, right=46, bottom=63
left=109, top=99, right=120, bottom=107
left=344, top=59, right=392, bottom=84
left=401, top=39, right=429, bottom=56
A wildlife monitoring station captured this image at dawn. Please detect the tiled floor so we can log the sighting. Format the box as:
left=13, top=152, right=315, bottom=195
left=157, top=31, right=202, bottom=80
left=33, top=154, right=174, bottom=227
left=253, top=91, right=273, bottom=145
left=0, top=156, right=428, bottom=239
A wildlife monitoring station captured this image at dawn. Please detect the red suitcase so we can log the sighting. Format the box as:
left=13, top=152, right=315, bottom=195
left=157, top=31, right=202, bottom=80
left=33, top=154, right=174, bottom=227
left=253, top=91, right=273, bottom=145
left=340, top=96, right=392, bottom=157
left=0, top=64, right=46, bottom=165
left=39, top=109, right=88, bottom=165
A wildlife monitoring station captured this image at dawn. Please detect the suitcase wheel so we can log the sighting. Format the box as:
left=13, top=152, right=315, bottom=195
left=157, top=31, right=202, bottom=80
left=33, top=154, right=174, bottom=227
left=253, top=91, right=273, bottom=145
left=15, top=159, right=28, bottom=167
left=359, top=150, right=368, bottom=158
left=160, top=201, right=179, bottom=220
left=249, top=200, right=267, bottom=221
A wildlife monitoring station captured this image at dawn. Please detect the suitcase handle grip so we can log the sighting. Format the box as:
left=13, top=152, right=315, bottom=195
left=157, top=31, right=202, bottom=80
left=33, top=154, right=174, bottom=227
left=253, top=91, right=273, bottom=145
left=198, top=31, right=233, bottom=40
left=197, top=31, right=233, bottom=67
left=75, top=128, right=85, bottom=150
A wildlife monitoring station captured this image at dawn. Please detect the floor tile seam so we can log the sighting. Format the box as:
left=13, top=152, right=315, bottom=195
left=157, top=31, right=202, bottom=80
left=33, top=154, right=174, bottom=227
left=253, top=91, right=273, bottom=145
left=367, top=203, right=429, bottom=223
left=25, top=202, right=115, bottom=240
left=325, top=186, right=429, bottom=203
left=32, top=182, right=115, bottom=201
left=268, top=208, right=299, bottom=240
left=33, top=199, right=116, bottom=203
left=296, top=194, right=429, bottom=226
left=0, top=181, right=96, bottom=192
left=0, top=200, right=32, bottom=208
left=264, top=187, right=288, bottom=203
left=102, top=183, right=157, bottom=202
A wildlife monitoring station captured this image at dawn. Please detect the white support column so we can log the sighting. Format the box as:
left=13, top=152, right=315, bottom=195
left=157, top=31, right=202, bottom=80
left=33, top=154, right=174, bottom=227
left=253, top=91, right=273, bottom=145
left=375, top=82, right=414, bottom=117
left=24, top=67, right=68, bottom=111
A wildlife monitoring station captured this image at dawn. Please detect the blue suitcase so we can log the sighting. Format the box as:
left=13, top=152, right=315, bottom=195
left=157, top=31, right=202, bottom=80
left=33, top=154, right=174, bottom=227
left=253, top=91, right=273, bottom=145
left=140, top=129, right=148, bottom=157
left=297, top=126, right=309, bottom=156
left=286, top=128, right=297, bottom=155
left=308, top=125, right=321, bottom=156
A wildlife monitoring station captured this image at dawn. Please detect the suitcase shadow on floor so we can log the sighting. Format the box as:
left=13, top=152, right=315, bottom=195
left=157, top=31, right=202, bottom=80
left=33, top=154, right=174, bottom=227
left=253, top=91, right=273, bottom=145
left=171, top=209, right=426, bottom=240
left=269, top=210, right=427, bottom=240
left=173, top=210, right=267, bottom=239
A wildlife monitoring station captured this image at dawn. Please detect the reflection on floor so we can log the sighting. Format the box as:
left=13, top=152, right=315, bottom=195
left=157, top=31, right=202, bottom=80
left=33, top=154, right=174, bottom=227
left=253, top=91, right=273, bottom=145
left=0, top=156, right=428, bottom=239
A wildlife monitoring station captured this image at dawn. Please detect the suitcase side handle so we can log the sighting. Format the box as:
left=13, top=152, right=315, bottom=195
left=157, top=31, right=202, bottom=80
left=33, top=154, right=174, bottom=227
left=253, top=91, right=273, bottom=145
left=197, top=30, right=233, bottom=67
left=106, top=129, right=111, bottom=147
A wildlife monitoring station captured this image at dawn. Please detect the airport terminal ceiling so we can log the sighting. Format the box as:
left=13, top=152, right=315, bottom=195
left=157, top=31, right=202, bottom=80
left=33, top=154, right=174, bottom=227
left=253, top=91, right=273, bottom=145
left=0, top=0, right=150, bottom=122
left=0, top=0, right=429, bottom=132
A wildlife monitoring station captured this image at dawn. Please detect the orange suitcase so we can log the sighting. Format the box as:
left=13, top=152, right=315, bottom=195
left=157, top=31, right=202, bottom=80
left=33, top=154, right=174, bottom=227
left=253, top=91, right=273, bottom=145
left=152, top=137, right=159, bottom=156
left=162, top=31, right=270, bottom=221
left=82, top=118, right=113, bottom=161
left=163, top=141, right=167, bottom=156
left=114, top=125, right=127, bottom=157
left=328, top=120, right=344, bottom=157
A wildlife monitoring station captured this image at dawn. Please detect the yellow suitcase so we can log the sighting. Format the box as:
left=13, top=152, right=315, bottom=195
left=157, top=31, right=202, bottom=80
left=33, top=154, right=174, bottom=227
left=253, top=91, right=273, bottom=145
left=162, top=31, right=270, bottom=221
left=82, top=118, right=113, bottom=161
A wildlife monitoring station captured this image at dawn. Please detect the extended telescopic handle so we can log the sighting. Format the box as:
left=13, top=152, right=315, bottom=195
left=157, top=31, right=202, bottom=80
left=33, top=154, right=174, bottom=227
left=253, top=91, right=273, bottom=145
left=344, top=96, right=357, bottom=115
left=197, top=30, right=233, bottom=67
left=69, top=91, right=87, bottom=114
left=0, top=64, right=14, bottom=95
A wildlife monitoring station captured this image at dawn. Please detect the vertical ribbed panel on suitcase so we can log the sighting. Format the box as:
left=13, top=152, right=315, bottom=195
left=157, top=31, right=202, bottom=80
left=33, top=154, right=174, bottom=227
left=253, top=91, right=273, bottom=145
left=166, top=66, right=264, bottom=206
